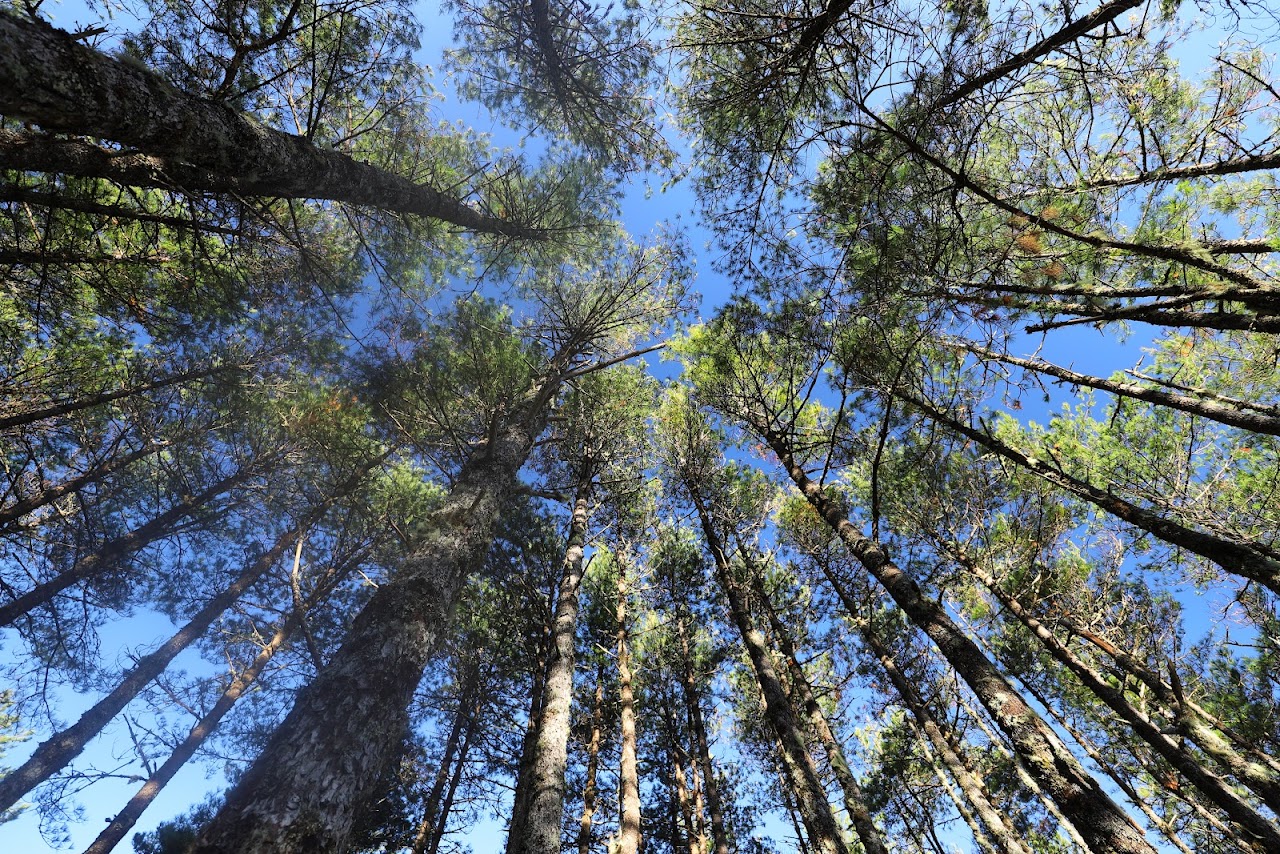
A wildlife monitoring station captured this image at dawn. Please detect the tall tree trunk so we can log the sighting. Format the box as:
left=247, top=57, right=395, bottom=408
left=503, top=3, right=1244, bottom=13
left=0, top=465, right=257, bottom=626
left=616, top=554, right=642, bottom=854
left=576, top=666, right=605, bottom=854
left=899, top=393, right=1280, bottom=594
left=0, top=515, right=317, bottom=812
left=518, top=465, right=593, bottom=854
left=747, top=567, right=889, bottom=854
left=676, top=616, right=730, bottom=854
left=412, top=662, right=483, bottom=854
left=760, top=428, right=1157, bottom=854
left=81, top=537, right=366, bottom=854
left=688, top=491, right=845, bottom=854
left=0, top=17, right=542, bottom=239
left=427, top=715, right=477, bottom=854
left=192, top=379, right=560, bottom=853
left=856, top=619, right=1033, bottom=854
left=955, top=550, right=1280, bottom=846
left=507, top=610, right=554, bottom=854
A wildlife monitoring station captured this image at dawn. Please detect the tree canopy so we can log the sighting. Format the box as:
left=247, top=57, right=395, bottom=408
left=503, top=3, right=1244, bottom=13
left=2, top=0, right=1279, bottom=853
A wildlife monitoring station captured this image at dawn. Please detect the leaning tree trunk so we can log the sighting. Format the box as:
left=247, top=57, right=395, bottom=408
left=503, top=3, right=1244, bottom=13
left=81, top=535, right=366, bottom=854
left=688, top=491, right=845, bottom=854
left=192, top=378, right=560, bottom=853
left=518, top=460, right=593, bottom=854
left=748, top=566, right=889, bottom=854
left=412, top=661, right=482, bottom=854
left=507, top=609, right=554, bottom=854
left=953, top=550, right=1280, bottom=847
left=676, top=615, right=730, bottom=854
left=0, top=514, right=320, bottom=813
left=616, top=553, right=642, bottom=854
left=760, top=427, right=1158, bottom=854
left=0, top=15, right=540, bottom=239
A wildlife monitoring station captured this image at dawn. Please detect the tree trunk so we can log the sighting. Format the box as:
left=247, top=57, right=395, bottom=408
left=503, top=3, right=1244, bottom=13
left=0, top=516, right=314, bottom=812
left=688, top=491, right=845, bottom=854
left=0, top=440, right=161, bottom=530
left=576, top=666, right=605, bottom=854
left=616, top=554, right=642, bottom=854
left=761, top=427, right=1157, bottom=854
left=507, top=611, right=554, bottom=854
left=956, top=550, right=1280, bottom=846
left=518, top=467, right=593, bottom=854
left=676, top=616, right=730, bottom=854
left=0, top=17, right=542, bottom=239
left=427, top=715, right=477, bottom=854
left=748, top=567, right=889, bottom=854
left=81, top=536, right=367, bottom=854
left=0, top=466, right=257, bottom=626
left=412, top=662, right=482, bottom=854
left=191, top=379, right=559, bottom=853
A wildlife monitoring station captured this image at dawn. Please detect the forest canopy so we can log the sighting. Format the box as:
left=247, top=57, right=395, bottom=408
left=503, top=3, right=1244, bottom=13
left=1, top=0, right=1280, bottom=852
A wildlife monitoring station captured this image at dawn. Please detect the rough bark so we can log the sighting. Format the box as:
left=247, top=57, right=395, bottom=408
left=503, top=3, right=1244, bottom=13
left=616, top=555, right=642, bottom=854
left=761, top=428, right=1157, bottom=854
left=748, top=569, right=889, bottom=854
left=0, top=15, right=542, bottom=239
left=0, top=516, right=314, bottom=812
left=507, top=613, right=554, bottom=854
left=956, top=552, right=1280, bottom=847
left=518, top=467, right=593, bottom=854
left=689, top=491, right=845, bottom=854
left=676, top=616, right=730, bottom=854
left=0, top=465, right=257, bottom=626
left=191, top=377, right=559, bottom=853
left=576, top=666, right=605, bottom=854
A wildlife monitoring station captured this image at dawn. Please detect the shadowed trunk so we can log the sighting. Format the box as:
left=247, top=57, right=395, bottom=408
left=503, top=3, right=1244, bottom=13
left=676, top=616, right=730, bottom=854
left=576, top=665, right=605, bottom=854
left=412, top=662, right=482, bottom=854
left=761, top=426, right=1157, bottom=854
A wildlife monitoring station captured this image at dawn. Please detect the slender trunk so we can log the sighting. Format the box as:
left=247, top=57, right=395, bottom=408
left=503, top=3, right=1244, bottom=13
left=0, top=361, right=231, bottom=431
left=677, top=616, right=730, bottom=854
left=922, top=733, right=1001, bottom=854
left=519, top=467, right=593, bottom=854
left=747, top=568, right=888, bottom=854
left=900, top=394, right=1280, bottom=594
left=956, top=342, right=1280, bottom=436
left=855, top=617, right=1031, bottom=854
left=0, top=466, right=256, bottom=626
left=192, top=379, right=558, bottom=853
left=616, top=555, right=642, bottom=854
left=427, top=716, right=477, bottom=854
left=762, top=426, right=1157, bottom=854
left=0, top=517, right=314, bottom=812
left=0, top=440, right=161, bottom=530
left=688, top=491, right=844, bottom=854
left=1019, top=674, right=1202, bottom=854
left=1045, top=599, right=1280, bottom=789
left=660, top=689, right=698, bottom=854
left=507, top=613, right=554, bottom=854
left=576, top=666, right=605, bottom=854
left=80, top=532, right=367, bottom=854
left=412, top=663, right=482, bottom=854
left=956, top=551, right=1280, bottom=846
left=0, top=18, right=542, bottom=239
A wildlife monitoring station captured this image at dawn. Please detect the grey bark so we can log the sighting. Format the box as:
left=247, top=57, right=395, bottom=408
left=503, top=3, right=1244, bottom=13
left=518, top=467, right=593, bottom=854
left=748, top=568, right=889, bottom=854
left=688, top=491, right=845, bottom=854
left=0, top=15, right=542, bottom=239
left=616, top=554, right=642, bottom=854
left=191, top=375, right=561, bottom=853
left=576, top=667, right=605, bottom=854
left=762, top=427, right=1157, bottom=854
